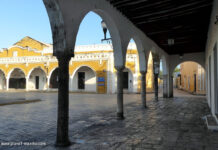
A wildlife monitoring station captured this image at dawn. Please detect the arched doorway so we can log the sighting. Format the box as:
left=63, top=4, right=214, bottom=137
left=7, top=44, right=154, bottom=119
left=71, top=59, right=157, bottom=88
left=123, top=68, right=133, bottom=93
left=8, top=68, right=26, bottom=89
left=28, top=67, right=47, bottom=90
left=49, top=68, right=59, bottom=89
left=71, top=66, right=96, bottom=92
left=125, top=38, right=140, bottom=93
left=0, top=70, right=6, bottom=90
left=173, top=61, right=206, bottom=96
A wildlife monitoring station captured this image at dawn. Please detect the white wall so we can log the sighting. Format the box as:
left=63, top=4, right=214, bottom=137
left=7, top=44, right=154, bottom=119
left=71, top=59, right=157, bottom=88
left=71, top=67, right=96, bottom=92
left=0, top=72, right=5, bottom=90
left=205, top=0, right=218, bottom=115
left=28, top=69, right=46, bottom=90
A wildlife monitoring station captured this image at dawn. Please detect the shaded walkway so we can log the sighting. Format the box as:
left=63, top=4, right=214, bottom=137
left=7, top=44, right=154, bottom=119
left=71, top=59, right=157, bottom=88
left=0, top=90, right=217, bottom=149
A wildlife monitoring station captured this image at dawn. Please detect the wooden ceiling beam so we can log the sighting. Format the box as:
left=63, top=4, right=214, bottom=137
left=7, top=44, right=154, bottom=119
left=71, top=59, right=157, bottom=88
left=132, top=2, right=211, bottom=19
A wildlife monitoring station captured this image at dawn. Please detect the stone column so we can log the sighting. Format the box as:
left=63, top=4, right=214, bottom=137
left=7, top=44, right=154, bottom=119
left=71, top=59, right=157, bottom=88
left=140, top=71, right=147, bottom=108
left=69, top=76, right=73, bottom=91
left=115, top=66, right=125, bottom=120
left=56, top=54, right=71, bottom=146
left=6, top=77, right=9, bottom=91
left=26, top=77, right=29, bottom=91
left=154, top=73, right=159, bottom=101
left=47, top=76, right=50, bottom=91
left=163, top=74, right=168, bottom=98
left=168, top=75, right=174, bottom=98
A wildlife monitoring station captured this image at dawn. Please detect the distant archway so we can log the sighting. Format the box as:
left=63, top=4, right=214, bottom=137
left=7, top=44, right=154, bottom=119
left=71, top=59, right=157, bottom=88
left=71, top=66, right=97, bottom=92
left=173, top=61, right=206, bottom=95
left=8, top=68, right=26, bottom=89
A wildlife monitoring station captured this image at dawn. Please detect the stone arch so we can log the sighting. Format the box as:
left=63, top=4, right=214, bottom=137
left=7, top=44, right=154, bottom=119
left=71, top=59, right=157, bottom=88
left=7, top=68, right=26, bottom=79
left=71, top=65, right=97, bottom=92
left=171, top=60, right=205, bottom=76
left=126, top=37, right=146, bottom=73
left=42, top=0, right=69, bottom=55
left=44, top=0, right=131, bottom=66
left=8, top=68, right=26, bottom=89
left=48, top=67, right=58, bottom=79
left=27, top=67, right=47, bottom=90
left=169, top=53, right=205, bottom=76
left=172, top=61, right=206, bottom=94
left=0, top=69, right=6, bottom=90
left=77, top=9, right=127, bottom=67
left=27, top=67, right=47, bottom=79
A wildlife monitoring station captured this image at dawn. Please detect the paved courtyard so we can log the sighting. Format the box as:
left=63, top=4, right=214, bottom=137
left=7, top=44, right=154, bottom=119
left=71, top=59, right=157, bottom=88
left=0, top=89, right=217, bottom=150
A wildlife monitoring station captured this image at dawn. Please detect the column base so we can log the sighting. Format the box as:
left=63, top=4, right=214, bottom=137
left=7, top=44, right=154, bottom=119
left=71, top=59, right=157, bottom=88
left=117, top=112, right=125, bottom=120
left=55, top=140, right=71, bottom=147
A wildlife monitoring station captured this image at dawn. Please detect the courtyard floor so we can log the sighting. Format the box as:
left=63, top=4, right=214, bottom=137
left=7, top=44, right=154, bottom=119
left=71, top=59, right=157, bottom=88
left=0, top=89, right=217, bottom=150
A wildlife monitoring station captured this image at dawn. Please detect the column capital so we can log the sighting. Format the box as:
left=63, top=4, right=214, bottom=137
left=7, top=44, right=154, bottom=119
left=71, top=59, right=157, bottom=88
left=162, top=74, right=168, bottom=77
left=115, top=66, right=125, bottom=71
left=56, top=53, right=72, bottom=62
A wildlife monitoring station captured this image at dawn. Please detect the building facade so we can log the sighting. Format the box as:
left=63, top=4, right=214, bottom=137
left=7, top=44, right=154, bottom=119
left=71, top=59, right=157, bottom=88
left=0, top=37, right=155, bottom=93
left=176, top=61, right=206, bottom=94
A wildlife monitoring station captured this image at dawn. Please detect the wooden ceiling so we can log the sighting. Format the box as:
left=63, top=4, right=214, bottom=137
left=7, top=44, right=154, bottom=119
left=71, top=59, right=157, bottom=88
left=106, top=0, right=213, bottom=55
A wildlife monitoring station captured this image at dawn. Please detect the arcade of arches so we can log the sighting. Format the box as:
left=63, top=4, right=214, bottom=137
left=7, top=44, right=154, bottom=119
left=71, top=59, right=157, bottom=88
left=0, top=36, right=156, bottom=93
left=1, top=0, right=218, bottom=147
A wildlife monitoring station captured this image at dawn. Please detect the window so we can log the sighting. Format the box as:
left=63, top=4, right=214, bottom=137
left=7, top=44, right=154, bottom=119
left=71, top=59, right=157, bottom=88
left=13, top=51, right=18, bottom=57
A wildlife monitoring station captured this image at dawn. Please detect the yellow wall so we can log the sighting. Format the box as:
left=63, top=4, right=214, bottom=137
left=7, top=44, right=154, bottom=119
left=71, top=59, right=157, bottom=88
left=0, top=37, right=155, bottom=93
left=179, top=61, right=206, bottom=94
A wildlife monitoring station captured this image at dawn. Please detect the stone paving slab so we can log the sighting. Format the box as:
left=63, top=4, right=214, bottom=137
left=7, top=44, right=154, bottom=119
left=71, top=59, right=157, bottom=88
left=0, top=90, right=217, bottom=150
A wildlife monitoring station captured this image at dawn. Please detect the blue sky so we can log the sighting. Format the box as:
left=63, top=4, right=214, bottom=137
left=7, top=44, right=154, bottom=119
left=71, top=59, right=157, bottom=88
left=0, top=0, right=165, bottom=70
left=0, top=0, right=110, bottom=49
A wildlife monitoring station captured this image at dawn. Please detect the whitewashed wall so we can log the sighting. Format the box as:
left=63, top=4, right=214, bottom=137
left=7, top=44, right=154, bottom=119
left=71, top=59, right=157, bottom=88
left=71, top=67, right=97, bottom=92
left=28, top=69, right=46, bottom=90
left=205, top=0, right=218, bottom=116
left=0, top=72, right=5, bottom=90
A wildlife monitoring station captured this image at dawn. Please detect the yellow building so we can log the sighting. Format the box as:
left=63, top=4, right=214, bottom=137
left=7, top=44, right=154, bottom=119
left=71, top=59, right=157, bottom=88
left=176, top=61, right=206, bottom=94
left=0, top=37, right=154, bottom=93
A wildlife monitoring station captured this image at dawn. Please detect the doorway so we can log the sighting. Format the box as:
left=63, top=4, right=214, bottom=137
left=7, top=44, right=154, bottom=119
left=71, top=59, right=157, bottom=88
left=123, top=72, right=129, bottom=89
left=35, top=76, right=39, bottom=89
left=78, top=72, right=85, bottom=90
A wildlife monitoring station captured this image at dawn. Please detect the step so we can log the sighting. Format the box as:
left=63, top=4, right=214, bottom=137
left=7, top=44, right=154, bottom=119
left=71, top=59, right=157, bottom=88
left=204, top=115, right=218, bottom=131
